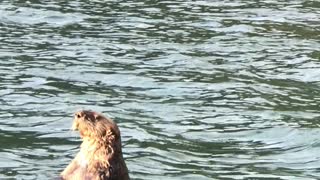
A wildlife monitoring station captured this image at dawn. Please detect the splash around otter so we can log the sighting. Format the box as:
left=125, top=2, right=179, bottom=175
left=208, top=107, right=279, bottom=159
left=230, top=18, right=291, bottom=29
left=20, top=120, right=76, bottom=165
left=61, top=110, right=129, bottom=180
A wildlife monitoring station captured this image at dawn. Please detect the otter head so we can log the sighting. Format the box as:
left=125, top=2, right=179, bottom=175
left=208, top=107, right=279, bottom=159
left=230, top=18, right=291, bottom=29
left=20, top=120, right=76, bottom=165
left=72, top=110, right=120, bottom=142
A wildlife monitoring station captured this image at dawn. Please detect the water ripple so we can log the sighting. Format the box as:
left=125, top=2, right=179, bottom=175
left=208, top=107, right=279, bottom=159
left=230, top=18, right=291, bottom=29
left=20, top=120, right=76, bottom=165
left=0, top=0, right=319, bottom=179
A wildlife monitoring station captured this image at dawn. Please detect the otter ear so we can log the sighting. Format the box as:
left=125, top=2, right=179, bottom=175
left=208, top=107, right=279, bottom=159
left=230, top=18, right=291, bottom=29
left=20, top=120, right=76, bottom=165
left=94, top=113, right=100, bottom=120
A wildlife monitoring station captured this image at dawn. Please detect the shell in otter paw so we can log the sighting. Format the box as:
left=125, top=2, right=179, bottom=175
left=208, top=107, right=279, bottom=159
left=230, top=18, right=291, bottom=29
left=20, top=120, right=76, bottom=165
left=61, top=110, right=129, bottom=180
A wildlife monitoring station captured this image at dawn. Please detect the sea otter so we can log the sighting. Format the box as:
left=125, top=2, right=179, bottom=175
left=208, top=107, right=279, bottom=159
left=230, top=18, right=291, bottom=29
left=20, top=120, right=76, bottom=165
left=61, top=110, right=129, bottom=180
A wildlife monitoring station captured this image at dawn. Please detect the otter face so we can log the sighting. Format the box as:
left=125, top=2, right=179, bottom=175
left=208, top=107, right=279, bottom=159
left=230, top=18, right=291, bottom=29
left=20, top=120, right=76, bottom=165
left=72, top=110, right=119, bottom=140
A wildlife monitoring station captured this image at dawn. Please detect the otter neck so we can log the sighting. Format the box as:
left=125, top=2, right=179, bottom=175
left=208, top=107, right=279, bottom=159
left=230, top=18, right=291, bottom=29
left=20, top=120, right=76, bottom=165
left=80, top=136, right=122, bottom=164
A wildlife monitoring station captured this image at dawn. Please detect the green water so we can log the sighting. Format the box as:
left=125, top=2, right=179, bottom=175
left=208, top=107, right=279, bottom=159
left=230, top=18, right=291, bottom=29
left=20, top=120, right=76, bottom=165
left=0, top=0, right=320, bottom=179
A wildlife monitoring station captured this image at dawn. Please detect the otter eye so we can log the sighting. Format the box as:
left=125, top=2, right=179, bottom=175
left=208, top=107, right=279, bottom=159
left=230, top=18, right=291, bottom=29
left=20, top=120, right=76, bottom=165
left=75, top=113, right=81, bottom=118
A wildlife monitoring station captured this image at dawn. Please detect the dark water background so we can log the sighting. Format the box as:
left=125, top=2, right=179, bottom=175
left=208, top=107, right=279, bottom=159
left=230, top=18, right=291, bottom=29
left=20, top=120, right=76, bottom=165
left=0, top=0, right=320, bottom=179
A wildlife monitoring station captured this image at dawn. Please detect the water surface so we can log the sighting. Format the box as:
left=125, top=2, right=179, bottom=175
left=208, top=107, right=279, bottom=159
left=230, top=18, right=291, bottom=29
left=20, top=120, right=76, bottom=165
left=0, top=0, right=320, bottom=179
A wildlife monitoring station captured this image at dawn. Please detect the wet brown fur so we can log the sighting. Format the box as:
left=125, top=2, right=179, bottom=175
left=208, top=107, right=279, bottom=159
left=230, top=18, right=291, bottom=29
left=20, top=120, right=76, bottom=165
left=61, top=110, right=129, bottom=180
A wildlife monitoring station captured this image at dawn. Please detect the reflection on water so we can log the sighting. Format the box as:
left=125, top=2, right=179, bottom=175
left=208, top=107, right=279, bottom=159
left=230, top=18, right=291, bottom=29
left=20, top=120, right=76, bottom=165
left=0, top=0, right=320, bottom=179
